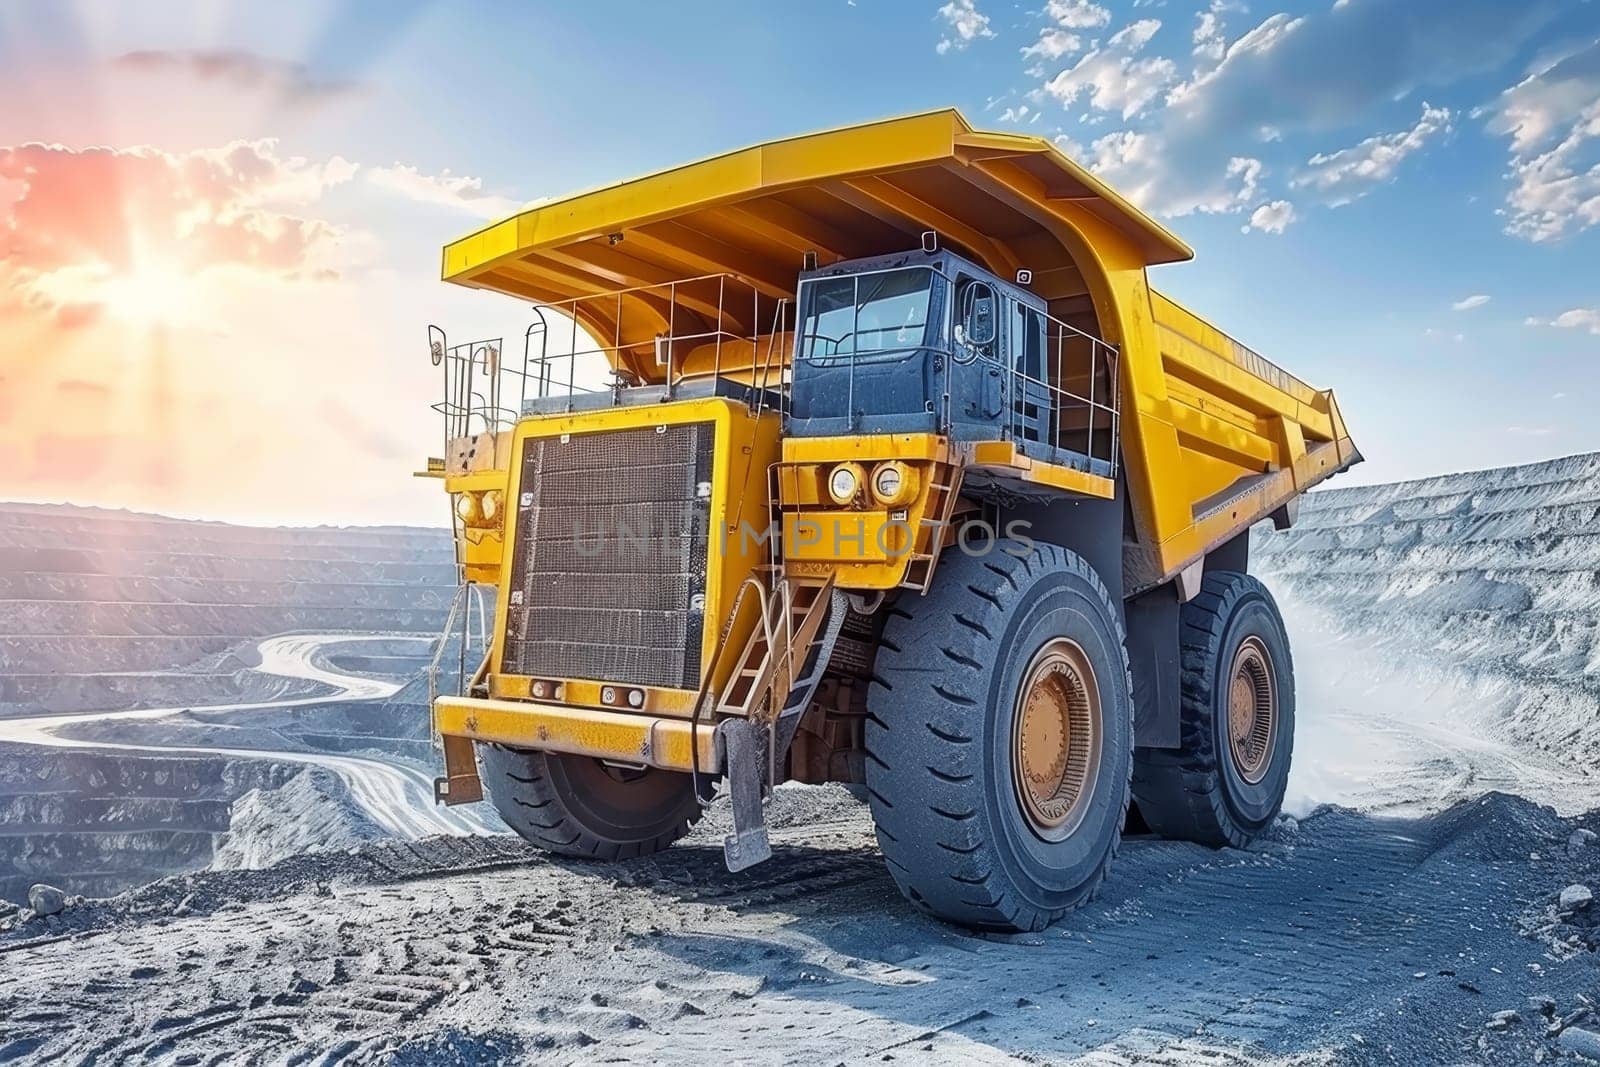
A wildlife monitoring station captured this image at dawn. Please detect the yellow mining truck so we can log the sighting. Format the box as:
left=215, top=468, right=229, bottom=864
left=422, top=110, right=1358, bottom=931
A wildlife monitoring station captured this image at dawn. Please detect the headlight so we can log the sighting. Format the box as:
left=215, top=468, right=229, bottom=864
left=828, top=463, right=863, bottom=505
left=481, top=490, right=501, bottom=522
left=455, top=491, right=483, bottom=525
left=871, top=462, right=916, bottom=506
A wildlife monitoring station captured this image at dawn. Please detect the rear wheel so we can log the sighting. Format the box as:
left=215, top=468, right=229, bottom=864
left=477, top=744, right=705, bottom=860
left=865, top=541, right=1133, bottom=932
left=1131, top=571, right=1295, bottom=848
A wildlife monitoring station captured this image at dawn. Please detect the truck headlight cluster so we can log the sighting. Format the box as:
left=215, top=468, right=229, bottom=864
left=870, top=461, right=916, bottom=506
left=824, top=461, right=917, bottom=507
left=455, top=489, right=502, bottom=529
left=827, top=463, right=865, bottom=505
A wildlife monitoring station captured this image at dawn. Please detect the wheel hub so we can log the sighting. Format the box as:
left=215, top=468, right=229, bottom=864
left=1227, top=636, right=1277, bottom=785
left=1013, top=638, right=1101, bottom=840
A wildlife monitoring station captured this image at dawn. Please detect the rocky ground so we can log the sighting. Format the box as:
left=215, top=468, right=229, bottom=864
left=2, top=454, right=1599, bottom=1064
left=2, top=788, right=1598, bottom=1064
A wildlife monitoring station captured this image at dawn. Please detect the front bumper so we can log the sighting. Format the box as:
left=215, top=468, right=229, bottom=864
left=434, top=695, right=720, bottom=774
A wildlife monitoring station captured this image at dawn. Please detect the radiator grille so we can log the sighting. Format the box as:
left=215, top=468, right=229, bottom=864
left=502, top=423, right=713, bottom=689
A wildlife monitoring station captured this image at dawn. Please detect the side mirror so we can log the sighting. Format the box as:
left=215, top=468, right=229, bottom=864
left=964, top=284, right=997, bottom=347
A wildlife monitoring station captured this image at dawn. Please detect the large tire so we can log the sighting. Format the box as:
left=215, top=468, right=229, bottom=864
left=477, top=744, right=705, bottom=860
left=1131, top=571, right=1295, bottom=848
left=865, top=541, right=1133, bottom=932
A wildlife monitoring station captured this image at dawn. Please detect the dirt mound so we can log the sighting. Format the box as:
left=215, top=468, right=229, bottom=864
left=214, top=768, right=388, bottom=871
left=1255, top=452, right=1600, bottom=798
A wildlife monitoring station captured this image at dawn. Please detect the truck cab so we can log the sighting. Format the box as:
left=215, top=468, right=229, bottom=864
left=788, top=247, right=1110, bottom=481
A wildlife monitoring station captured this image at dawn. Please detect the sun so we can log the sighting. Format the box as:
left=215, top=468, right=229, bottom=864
left=98, top=258, right=210, bottom=329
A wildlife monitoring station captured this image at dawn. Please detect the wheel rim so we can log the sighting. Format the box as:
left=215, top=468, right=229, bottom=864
left=1227, top=636, right=1277, bottom=785
left=1012, top=638, right=1102, bottom=841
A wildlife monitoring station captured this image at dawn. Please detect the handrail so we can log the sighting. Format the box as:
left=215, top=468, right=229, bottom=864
left=518, top=273, right=794, bottom=413
left=430, top=257, right=1120, bottom=478
left=686, top=574, right=777, bottom=802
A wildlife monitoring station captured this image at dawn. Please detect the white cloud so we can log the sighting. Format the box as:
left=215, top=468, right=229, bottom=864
left=936, top=0, right=995, bottom=55
left=1451, top=294, right=1490, bottom=311
left=1487, top=40, right=1600, bottom=155
left=366, top=165, right=525, bottom=219
left=1526, top=308, right=1600, bottom=335
left=1191, top=0, right=1244, bottom=63
left=1485, top=40, right=1600, bottom=243
left=1193, top=11, right=1225, bottom=61
left=1087, top=128, right=1264, bottom=217
left=999, top=103, right=1032, bottom=123
left=1044, top=0, right=1111, bottom=30
left=1023, top=28, right=1083, bottom=61
left=1060, top=0, right=1568, bottom=220
left=1292, top=104, right=1453, bottom=205
left=1041, top=20, right=1178, bottom=120
left=1166, top=12, right=1305, bottom=109
left=1243, top=199, right=1297, bottom=234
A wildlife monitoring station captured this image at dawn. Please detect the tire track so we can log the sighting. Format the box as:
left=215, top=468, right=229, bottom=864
left=4, top=791, right=1591, bottom=1064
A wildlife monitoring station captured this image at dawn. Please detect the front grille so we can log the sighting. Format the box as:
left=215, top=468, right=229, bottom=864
left=501, top=423, right=713, bottom=689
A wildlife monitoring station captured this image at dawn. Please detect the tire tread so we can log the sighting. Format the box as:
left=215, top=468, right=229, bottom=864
left=1131, top=570, right=1294, bottom=848
left=477, top=744, right=702, bottom=860
left=866, top=542, right=1133, bottom=932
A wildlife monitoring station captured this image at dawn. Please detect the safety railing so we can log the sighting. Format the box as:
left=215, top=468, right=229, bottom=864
left=427, top=581, right=493, bottom=704
left=522, top=273, right=794, bottom=413
left=426, top=327, right=530, bottom=475
left=986, top=313, right=1121, bottom=479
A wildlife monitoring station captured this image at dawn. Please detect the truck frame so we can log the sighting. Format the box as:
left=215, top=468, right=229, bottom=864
left=421, top=110, right=1359, bottom=931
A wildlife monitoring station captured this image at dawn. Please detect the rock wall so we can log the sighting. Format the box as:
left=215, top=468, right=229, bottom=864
left=0, top=745, right=304, bottom=902
left=1255, top=451, right=1600, bottom=770
left=0, top=503, right=455, bottom=714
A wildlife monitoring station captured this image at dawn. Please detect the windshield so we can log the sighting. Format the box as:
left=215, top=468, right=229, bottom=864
left=798, top=267, right=937, bottom=364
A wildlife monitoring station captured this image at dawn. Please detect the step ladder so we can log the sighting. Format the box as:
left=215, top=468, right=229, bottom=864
left=715, top=571, right=836, bottom=723
left=901, top=462, right=964, bottom=593
left=697, top=569, right=839, bottom=874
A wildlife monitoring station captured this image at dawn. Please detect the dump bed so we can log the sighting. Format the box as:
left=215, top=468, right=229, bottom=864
left=441, top=109, right=1358, bottom=592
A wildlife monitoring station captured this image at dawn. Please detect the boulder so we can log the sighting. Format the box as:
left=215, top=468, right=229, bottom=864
left=27, top=883, right=66, bottom=917
left=1559, top=884, right=1594, bottom=911
left=1559, top=1027, right=1600, bottom=1061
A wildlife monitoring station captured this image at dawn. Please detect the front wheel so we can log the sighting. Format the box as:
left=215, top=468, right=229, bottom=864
left=477, top=744, right=706, bottom=860
left=865, top=542, right=1133, bottom=932
left=1131, top=571, right=1295, bottom=848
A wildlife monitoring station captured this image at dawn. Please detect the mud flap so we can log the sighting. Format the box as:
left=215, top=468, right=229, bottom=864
left=434, top=734, right=484, bottom=805
left=716, top=718, right=772, bottom=872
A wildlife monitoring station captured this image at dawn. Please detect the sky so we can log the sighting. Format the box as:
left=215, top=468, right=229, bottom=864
left=1, top=0, right=1596, bottom=526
